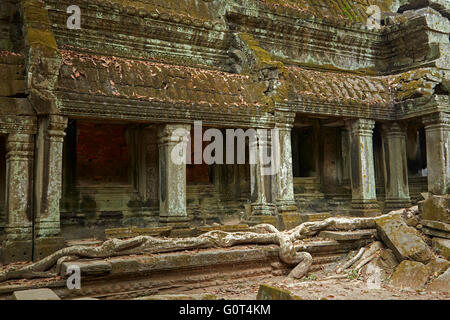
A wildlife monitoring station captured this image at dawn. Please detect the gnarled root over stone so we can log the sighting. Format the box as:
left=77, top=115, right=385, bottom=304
left=0, top=215, right=384, bottom=283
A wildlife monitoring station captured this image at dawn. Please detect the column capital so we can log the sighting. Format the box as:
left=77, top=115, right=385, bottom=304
left=422, top=112, right=450, bottom=128
left=46, top=115, right=68, bottom=142
left=381, top=122, right=407, bottom=137
left=157, top=123, right=191, bottom=144
left=274, top=111, right=295, bottom=130
left=6, top=133, right=34, bottom=160
left=345, top=118, right=375, bottom=135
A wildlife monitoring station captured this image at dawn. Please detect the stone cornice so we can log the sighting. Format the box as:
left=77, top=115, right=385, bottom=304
left=57, top=95, right=275, bottom=129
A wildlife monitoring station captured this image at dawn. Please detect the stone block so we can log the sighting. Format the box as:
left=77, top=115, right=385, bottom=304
left=422, top=227, right=450, bottom=239
left=196, top=224, right=250, bottom=235
left=432, top=238, right=450, bottom=260
left=427, top=257, right=450, bottom=276
left=60, top=260, right=112, bottom=277
left=319, top=229, right=377, bottom=241
left=376, top=249, right=399, bottom=270
left=427, top=268, right=450, bottom=292
left=421, top=220, right=450, bottom=233
left=33, top=237, right=65, bottom=261
left=105, top=226, right=172, bottom=239
left=0, top=240, right=32, bottom=264
left=375, top=212, right=432, bottom=263
left=256, top=284, right=302, bottom=300
left=421, top=195, right=449, bottom=223
left=390, top=261, right=430, bottom=290
left=13, top=288, right=61, bottom=300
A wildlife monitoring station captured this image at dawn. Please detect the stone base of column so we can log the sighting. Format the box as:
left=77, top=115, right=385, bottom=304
left=350, top=200, right=381, bottom=217
left=245, top=215, right=278, bottom=228
left=276, top=201, right=298, bottom=214
left=1, top=240, right=33, bottom=263
left=33, top=221, right=60, bottom=239
left=384, top=199, right=412, bottom=212
left=159, top=216, right=191, bottom=229
left=251, top=203, right=276, bottom=216
left=33, top=237, right=65, bottom=261
left=280, top=212, right=304, bottom=231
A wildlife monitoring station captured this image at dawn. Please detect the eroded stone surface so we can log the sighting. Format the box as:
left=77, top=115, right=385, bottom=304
left=390, top=261, right=430, bottom=289
left=375, top=213, right=433, bottom=263
left=13, top=288, right=60, bottom=300
left=427, top=268, right=450, bottom=292
left=256, top=284, right=301, bottom=300
left=432, top=238, right=450, bottom=260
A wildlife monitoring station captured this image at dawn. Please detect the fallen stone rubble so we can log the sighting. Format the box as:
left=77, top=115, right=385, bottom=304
left=1, top=194, right=449, bottom=299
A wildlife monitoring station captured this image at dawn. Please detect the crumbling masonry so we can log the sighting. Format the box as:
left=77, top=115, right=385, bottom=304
left=0, top=0, right=448, bottom=264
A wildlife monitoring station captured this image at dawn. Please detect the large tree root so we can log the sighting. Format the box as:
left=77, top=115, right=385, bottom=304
left=0, top=215, right=383, bottom=283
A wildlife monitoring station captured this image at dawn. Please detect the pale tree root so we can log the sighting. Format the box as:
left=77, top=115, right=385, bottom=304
left=0, top=215, right=385, bottom=283
left=287, top=252, right=313, bottom=279
left=336, top=247, right=365, bottom=273
left=336, top=241, right=384, bottom=276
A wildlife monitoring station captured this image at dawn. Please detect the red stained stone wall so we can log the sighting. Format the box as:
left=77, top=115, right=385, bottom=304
left=76, top=122, right=130, bottom=184
left=187, top=128, right=210, bottom=184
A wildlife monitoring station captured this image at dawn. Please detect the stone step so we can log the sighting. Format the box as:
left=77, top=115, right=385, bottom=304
left=105, top=226, right=172, bottom=239
left=318, top=229, right=377, bottom=241
left=65, top=238, right=103, bottom=247
left=13, top=288, right=61, bottom=300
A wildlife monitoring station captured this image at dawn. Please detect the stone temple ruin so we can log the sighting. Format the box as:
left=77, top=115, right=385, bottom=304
left=0, top=0, right=449, bottom=300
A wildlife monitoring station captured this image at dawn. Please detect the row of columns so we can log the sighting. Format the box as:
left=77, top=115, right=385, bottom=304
left=154, top=111, right=449, bottom=224
left=2, top=112, right=448, bottom=260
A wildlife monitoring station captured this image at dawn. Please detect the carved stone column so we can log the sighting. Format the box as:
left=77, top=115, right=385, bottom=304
left=158, top=124, right=191, bottom=227
left=423, top=112, right=449, bottom=195
left=33, top=115, right=67, bottom=259
left=2, top=133, right=34, bottom=263
left=346, top=119, right=379, bottom=216
left=250, top=128, right=276, bottom=222
left=381, top=122, right=411, bottom=211
left=274, top=111, right=297, bottom=213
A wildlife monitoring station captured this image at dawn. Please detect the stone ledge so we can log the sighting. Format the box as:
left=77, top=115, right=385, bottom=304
left=318, top=229, right=377, bottom=241
left=423, top=227, right=450, bottom=239
left=421, top=220, right=450, bottom=233
left=13, top=288, right=60, bottom=300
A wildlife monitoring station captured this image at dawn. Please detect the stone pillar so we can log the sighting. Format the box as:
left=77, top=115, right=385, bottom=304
left=381, top=122, right=411, bottom=211
left=249, top=128, right=276, bottom=223
left=346, top=119, right=379, bottom=216
left=158, top=124, right=191, bottom=227
left=2, top=133, right=34, bottom=263
left=423, top=112, right=449, bottom=195
left=33, top=115, right=67, bottom=260
left=274, top=111, right=297, bottom=213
